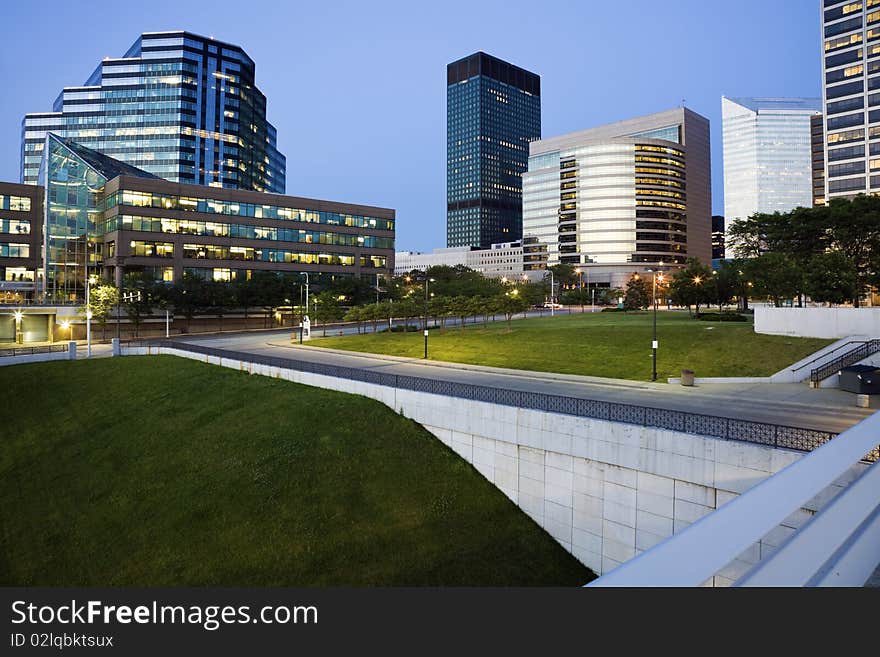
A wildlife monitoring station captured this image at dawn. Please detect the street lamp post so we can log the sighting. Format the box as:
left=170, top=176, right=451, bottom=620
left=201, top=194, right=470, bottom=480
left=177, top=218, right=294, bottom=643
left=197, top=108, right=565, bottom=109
left=651, top=271, right=665, bottom=382
left=85, top=273, right=96, bottom=357
left=548, top=270, right=555, bottom=317
left=575, top=268, right=584, bottom=312
left=423, top=276, right=434, bottom=359
left=375, top=273, right=381, bottom=305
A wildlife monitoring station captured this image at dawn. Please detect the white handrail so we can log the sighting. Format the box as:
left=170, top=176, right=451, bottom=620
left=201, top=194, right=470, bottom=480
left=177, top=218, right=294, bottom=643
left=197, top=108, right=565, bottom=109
left=588, top=411, right=880, bottom=587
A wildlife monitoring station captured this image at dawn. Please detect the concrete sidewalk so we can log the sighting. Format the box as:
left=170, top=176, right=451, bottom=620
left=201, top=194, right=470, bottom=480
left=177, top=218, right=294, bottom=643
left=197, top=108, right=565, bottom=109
left=173, top=333, right=874, bottom=434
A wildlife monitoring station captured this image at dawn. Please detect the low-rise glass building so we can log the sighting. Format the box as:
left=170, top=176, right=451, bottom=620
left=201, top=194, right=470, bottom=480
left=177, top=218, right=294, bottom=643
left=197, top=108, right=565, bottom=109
left=6, top=134, right=393, bottom=304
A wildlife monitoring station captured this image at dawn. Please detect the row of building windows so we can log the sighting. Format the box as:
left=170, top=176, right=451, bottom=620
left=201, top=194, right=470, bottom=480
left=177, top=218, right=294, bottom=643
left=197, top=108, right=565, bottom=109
left=0, top=195, right=32, bottom=212
left=109, top=190, right=393, bottom=231
left=0, top=219, right=30, bottom=234
left=122, top=240, right=387, bottom=268
left=0, top=243, right=30, bottom=258
left=98, top=215, right=393, bottom=249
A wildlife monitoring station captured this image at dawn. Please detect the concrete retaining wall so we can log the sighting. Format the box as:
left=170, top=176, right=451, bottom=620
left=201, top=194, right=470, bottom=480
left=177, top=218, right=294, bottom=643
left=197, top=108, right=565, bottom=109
left=122, top=346, right=864, bottom=585
left=755, top=307, right=880, bottom=339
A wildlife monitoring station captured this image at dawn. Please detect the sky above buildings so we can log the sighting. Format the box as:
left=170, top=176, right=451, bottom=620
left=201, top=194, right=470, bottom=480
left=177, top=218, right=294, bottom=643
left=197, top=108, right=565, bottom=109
left=0, top=0, right=820, bottom=251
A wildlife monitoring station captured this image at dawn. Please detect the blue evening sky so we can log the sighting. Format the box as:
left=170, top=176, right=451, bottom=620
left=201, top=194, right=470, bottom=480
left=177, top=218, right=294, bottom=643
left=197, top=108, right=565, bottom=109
left=0, top=0, right=821, bottom=251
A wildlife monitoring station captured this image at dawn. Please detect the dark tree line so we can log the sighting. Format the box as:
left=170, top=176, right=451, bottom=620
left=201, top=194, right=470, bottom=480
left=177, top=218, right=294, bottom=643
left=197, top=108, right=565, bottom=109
left=728, top=195, right=880, bottom=306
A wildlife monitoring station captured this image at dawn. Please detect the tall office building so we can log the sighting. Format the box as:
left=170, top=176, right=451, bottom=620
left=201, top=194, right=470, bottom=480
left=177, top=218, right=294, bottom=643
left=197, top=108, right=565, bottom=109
left=811, top=113, right=827, bottom=206
left=522, top=107, right=712, bottom=288
left=712, top=215, right=726, bottom=262
left=821, top=2, right=880, bottom=200
left=447, top=52, right=540, bottom=249
left=721, top=97, right=820, bottom=234
left=22, top=31, right=286, bottom=193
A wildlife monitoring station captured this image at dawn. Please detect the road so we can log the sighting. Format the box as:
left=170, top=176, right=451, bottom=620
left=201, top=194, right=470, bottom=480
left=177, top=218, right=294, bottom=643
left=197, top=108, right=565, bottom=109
left=173, top=328, right=874, bottom=435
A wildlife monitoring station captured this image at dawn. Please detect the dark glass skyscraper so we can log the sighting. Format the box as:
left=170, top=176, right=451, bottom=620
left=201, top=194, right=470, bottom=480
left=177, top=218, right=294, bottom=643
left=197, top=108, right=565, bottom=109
left=447, top=52, right=540, bottom=248
left=22, top=31, right=285, bottom=193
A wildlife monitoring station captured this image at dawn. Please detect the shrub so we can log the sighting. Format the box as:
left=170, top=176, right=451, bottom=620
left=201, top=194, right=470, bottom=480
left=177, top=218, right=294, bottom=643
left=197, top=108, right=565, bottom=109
left=601, top=307, right=625, bottom=313
left=381, top=324, right=420, bottom=333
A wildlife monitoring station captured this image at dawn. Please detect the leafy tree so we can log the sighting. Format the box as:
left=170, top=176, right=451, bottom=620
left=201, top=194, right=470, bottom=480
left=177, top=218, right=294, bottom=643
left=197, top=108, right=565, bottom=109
left=247, top=271, right=289, bottom=326
left=169, top=274, right=208, bottom=331
left=547, top=263, right=578, bottom=288
left=343, top=305, right=365, bottom=334
left=668, top=259, right=714, bottom=316
left=710, top=261, right=741, bottom=311
left=748, top=252, right=802, bottom=307
left=121, top=273, right=153, bottom=337
left=429, top=295, right=453, bottom=329
left=495, top=293, right=528, bottom=330
left=803, top=251, right=859, bottom=305
left=87, top=282, right=119, bottom=340
left=204, top=280, right=236, bottom=331
left=624, top=274, right=651, bottom=311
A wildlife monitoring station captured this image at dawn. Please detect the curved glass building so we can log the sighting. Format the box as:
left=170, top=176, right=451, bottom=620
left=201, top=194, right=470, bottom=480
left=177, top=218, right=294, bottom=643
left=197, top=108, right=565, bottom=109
left=21, top=31, right=286, bottom=194
left=523, top=108, right=711, bottom=287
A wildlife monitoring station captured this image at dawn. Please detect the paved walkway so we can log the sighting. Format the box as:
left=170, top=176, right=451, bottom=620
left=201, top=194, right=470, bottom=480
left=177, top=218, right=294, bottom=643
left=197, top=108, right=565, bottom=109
left=174, top=330, right=874, bottom=435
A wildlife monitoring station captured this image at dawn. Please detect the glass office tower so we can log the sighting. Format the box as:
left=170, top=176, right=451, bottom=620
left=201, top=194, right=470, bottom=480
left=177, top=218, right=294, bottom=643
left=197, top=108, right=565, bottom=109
left=447, top=52, right=540, bottom=248
left=22, top=31, right=285, bottom=194
left=821, top=1, right=880, bottom=200
left=721, top=97, right=820, bottom=232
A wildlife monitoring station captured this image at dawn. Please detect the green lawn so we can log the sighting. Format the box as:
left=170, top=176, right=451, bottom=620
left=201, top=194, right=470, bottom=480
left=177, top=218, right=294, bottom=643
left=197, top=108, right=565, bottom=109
left=312, top=311, right=832, bottom=380
left=0, top=356, right=592, bottom=586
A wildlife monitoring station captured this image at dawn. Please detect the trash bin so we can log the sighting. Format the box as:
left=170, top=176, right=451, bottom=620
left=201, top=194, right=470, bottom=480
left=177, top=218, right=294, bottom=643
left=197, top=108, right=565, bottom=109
left=838, top=365, right=880, bottom=394
left=681, top=369, right=695, bottom=386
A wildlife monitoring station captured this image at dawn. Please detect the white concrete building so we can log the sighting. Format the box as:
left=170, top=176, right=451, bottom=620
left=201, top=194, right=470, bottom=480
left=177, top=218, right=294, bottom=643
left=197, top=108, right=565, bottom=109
left=522, top=108, right=711, bottom=289
left=395, top=237, right=547, bottom=280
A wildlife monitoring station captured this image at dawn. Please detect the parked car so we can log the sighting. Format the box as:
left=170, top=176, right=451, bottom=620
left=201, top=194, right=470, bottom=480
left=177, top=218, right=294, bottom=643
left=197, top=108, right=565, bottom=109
left=542, top=302, right=563, bottom=309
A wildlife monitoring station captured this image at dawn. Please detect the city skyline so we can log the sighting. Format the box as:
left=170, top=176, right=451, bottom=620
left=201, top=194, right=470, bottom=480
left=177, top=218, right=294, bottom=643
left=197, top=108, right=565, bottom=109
left=0, top=0, right=821, bottom=251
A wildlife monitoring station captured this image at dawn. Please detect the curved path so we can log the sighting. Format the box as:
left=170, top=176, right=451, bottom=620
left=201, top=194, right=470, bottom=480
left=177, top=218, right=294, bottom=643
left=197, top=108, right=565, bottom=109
left=173, top=328, right=874, bottom=435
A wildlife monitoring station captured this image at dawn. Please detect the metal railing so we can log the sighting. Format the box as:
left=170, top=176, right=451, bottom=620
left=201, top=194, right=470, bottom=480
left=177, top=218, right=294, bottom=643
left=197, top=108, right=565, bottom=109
left=130, top=339, right=879, bottom=463
left=810, top=339, right=880, bottom=385
left=0, top=344, right=68, bottom=357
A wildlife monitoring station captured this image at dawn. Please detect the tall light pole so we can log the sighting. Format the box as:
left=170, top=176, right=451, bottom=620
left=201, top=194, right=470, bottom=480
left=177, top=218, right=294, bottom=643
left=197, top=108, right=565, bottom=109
left=548, top=269, right=555, bottom=317
left=375, top=273, right=381, bottom=304
left=85, top=273, right=96, bottom=357
left=423, top=276, right=434, bottom=359
left=300, top=272, right=309, bottom=319
left=651, top=270, right=664, bottom=382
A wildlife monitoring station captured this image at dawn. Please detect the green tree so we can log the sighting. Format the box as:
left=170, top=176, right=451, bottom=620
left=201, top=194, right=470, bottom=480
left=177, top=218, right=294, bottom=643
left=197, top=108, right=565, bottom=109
left=624, top=275, right=651, bottom=311
left=121, top=273, right=153, bottom=337
left=87, top=282, right=119, bottom=341
left=169, top=275, right=208, bottom=332
left=343, top=306, right=364, bottom=334
left=668, top=259, right=714, bottom=316
left=429, top=295, right=453, bottom=329
left=495, top=293, right=528, bottom=330
left=748, top=252, right=802, bottom=307
left=803, top=251, right=859, bottom=305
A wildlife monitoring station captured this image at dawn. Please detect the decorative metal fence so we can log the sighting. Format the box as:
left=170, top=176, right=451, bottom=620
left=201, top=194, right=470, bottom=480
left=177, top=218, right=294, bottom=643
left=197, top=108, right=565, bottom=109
left=132, top=339, right=879, bottom=463
left=811, top=339, right=880, bottom=385
left=0, top=344, right=67, bottom=357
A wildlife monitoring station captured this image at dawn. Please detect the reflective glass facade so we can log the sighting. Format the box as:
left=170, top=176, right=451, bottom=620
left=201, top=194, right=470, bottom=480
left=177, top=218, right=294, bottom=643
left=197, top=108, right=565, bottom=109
left=447, top=52, right=541, bottom=248
left=821, top=1, right=880, bottom=198
left=721, top=97, right=820, bottom=232
left=22, top=31, right=285, bottom=194
left=32, top=136, right=392, bottom=301
left=40, top=135, right=109, bottom=302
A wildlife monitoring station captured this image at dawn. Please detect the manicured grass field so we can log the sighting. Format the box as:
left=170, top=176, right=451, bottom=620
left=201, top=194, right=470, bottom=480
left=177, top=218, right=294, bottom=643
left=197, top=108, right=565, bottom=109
left=0, top=356, right=592, bottom=586
left=312, top=311, right=832, bottom=380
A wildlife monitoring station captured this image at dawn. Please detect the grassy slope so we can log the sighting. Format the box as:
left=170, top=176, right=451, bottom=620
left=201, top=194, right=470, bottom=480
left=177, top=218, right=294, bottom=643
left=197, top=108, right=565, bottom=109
left=0, top=356, right=592, bottom=586
left=312, top=312, right=832, bottom=380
